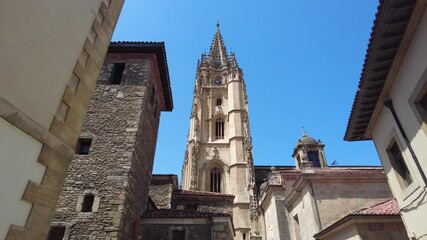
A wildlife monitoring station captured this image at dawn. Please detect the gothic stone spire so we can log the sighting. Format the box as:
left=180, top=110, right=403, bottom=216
left=209, top=23, right=228, bottom=67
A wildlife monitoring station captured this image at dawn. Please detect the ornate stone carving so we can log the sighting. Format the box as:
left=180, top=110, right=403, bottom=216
left=194, top=115, right=200, bottom=137
left=190, top=142, right=200, bottom=190
left=190, top=103, right=198, bottom=119
left=212, top=146, right=220, bottom=159
left=249, top=194, right=259, bottom=219
left=242, top=110, right=255, bottom=189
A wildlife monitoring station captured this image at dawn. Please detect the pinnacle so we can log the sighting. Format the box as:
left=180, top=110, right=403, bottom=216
left=208, top=23, right=228, bottom=67
left=302, top=126, right=307, bottom=137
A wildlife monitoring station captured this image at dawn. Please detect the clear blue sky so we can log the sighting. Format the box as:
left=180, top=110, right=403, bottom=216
left=112, top=0, right=381, bottom=179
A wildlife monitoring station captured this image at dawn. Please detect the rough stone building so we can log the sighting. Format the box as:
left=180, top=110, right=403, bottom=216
left=142, top=174, right=235, bottom=240
left=51, top=42, right=173, bottom=239
left=0, top=1, right=124, bottom=239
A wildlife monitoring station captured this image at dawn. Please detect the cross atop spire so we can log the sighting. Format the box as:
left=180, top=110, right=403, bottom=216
left=209, top=23, right=228, bottom=67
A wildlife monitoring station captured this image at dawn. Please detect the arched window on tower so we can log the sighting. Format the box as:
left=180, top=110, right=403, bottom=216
left=210, top=167, right=221, bottom=192
left=215, top=118, right=224, bottom=140
left=307, top=151, right=321, bottom=167
left=216, top=98, right=222, bottom=106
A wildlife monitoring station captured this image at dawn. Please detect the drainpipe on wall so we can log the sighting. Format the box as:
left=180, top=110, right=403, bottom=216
left=384, top=99, right=427, bottom=186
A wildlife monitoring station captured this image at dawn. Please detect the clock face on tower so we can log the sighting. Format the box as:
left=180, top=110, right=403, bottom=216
left=215, top=79, right=222, bottom=84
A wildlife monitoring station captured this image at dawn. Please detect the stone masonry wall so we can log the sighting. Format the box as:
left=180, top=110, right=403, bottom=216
left=313, top=180, right=392, bottom=229
left=140, top=224, right=212, bottom=240
left=53, top=55, right=160, bottom=240
left=149, top=184, right=174, bottom=209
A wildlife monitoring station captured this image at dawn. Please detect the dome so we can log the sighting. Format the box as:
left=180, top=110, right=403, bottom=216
left=299, top=135, right=318, bottom=145
left=297, top=127, right=318, bottom=145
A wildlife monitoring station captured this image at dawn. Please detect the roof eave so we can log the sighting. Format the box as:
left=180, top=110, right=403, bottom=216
left=108, top=41, right=173, bottom=111
left=345, top=0, right=418, bottom=141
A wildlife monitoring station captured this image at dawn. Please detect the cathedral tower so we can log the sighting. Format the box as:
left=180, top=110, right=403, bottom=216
left=181, top=24, right=256, bottom=238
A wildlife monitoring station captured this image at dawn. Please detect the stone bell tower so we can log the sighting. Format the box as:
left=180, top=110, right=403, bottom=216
left=292, top=128, right=327, bottom=169
left=181, top=24, right=256, bottom=239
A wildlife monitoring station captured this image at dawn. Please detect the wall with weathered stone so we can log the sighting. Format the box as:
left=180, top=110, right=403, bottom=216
left=325, top=224, right=360, bottom=240
left=171, top=196, right=233, bottom=214
left=286, top=176, right=393, bottom=239
left=141, top=223, right=212, bottom=240
left=313, top=180, right=392, bottom=229
left=356, top=221, right=408, bottom=240
left=53, top=54, right=160, bottom=239
left=150, top=184, right=174, bottom=209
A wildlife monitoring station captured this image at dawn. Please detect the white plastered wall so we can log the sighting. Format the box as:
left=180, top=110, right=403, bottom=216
left=0, top=117, right=45, bottom=239
left=372, top=9, right=427, bottom=239
left=0, top=0, right=104, bottom=128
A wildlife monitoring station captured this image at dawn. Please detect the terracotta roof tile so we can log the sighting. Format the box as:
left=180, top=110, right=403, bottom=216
left=280, top=168, right=384, bottom=178
left=173, top=190, right=234, bottom=198
left=142, top=209, right=230, bottom=218
left=345, top=0, right=416, bottom=140
left=309, top=169, right=385, bottom=175
left=351, top=198, right=399, bottom=215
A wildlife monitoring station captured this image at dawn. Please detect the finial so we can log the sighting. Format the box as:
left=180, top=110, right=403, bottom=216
left=302, top=126, right=307, bottom=137
left=216, top=21, right=220, bottom=29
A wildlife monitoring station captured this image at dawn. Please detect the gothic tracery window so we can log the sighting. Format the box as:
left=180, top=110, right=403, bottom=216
left=215, top=118, right=224, bottom=139
left=210, top=167, right=221, bottom=192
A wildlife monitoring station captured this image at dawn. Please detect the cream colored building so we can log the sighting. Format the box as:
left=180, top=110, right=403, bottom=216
left=345, top=0, right=427, bottom=239
left=0, top=1, right=124, bottom=239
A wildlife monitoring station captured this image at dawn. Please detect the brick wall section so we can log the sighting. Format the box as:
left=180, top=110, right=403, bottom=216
left=53, top=55, right=160, bottom=239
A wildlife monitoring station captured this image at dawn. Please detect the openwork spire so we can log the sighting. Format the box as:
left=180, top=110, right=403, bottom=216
left=209, top=23, right=228, bottom=67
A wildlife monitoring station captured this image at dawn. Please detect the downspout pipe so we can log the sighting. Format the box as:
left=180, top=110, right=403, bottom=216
left=384, top=99, right=427, bottom=186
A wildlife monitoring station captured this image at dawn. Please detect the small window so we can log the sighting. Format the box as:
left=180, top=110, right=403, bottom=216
left=81, top=194, right=95, bottom=212
left=172, top=230, right=185, bottom=240
left=216, top=98, right=222, bottom=106
left=387, top=141, right=413, bottom=187
left=210, top=167, right=221, bottom=193
left=75, top=138, right=92, bottom=155
left=215, top=79, right=222, bottom=84
left=215, top=118, right=224, bottom=140
left=307, top=151, right=321, bottom=167
left=109, top=63, right=125, bottom=84
left=47, top=226, right=66, bottom=240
